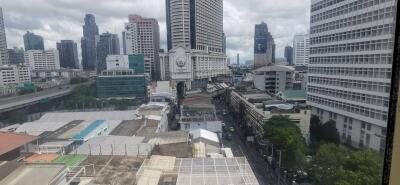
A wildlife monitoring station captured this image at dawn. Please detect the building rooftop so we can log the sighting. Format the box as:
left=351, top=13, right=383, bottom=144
left=0, top=161, right=23, bottom=181
left=145, top=131, right=189, bottom=144
left=136, top=102, right=169, bottom=117
left=74, top=136, right=153, bottom=156
left=15, top=111, right=136, bottom=137
left=0, top=163, right=67, bottom=185
left=72, top=120, right=105, bottom=140
left=181, top=104, right=217, bottom=122
left=278, top=90, right=307, bottom=100
left=24, top=153, right=59, bottom=163
left=90, top=156, right=145, bottom=185
left=190, top=129, right=219, bottom=145
left=109, top=119, right=145, bottom=136
left=136, top=156, right=259, bottom=185
left=52, top=154, right=87, bottom=167
left=253, top=65, right=294, bottom=72
left=0, top=132, right=37, bottom=156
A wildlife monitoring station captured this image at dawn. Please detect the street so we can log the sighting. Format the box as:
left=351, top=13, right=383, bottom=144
left=214, top=97, right=285, bottom=185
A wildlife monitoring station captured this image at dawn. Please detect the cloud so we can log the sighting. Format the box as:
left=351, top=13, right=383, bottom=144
left=2, top=0, right=310, bottom=62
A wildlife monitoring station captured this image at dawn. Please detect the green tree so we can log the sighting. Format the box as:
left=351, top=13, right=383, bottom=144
left=310, top=143, right=383, bottom=185
left=309, top=116, right=340, bottom=144
left=310, top=115, right=322, bottom=142
left=70, top=77, right=89, bottom=84
left=320, top=120, right=340, bottom=144
left=263, top=115, right=307, bottom=169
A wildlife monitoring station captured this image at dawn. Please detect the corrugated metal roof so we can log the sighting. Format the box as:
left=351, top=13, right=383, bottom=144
left=0, top=132, right=37, bottom=155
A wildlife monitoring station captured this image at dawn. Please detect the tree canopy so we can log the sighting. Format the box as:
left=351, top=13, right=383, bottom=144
left=309, top=143, right=383, bottom=185
left=263, top=115, right=307, bottom=169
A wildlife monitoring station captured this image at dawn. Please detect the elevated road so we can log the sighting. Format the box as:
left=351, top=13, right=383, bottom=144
left=0, top=81, right=94, bottom=113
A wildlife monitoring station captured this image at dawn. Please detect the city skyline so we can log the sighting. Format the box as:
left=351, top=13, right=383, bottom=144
left=1, top=0, right=310, bottom=62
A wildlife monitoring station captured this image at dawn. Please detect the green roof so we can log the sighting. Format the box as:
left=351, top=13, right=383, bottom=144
left=281, top=90, right=306, bottom=100
left=52, top=155, right=87, bottom=166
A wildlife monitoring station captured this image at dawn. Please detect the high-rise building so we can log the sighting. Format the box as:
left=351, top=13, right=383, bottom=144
left=293, top=34, right=309, bottom=66
left=122, top=15, right=160, bottom=80
left=0, top=7, right=8, bottom=65
left=284, top=46, right=293, bottom=65
left=166, top=0, right=224, bottom=53
left=308, top=0, right=396, bottom=151
left=223, top=32, right=226, bottom=54
left=56, top=40, right=79, bottom=69
left=23, top=31, right=44, bottom=51
left=254, top=22, right=275, bottom=68
left=8, top=47, right=24, bottom=65
left=237, top=53, right=239, bottom=65
left=81, top=14, right=99, bottom=71
left=24, top=50, right=60, bottom=70
left=164, top=0, right=229, bottom=90
left=96, top=33, right=120, bottom=72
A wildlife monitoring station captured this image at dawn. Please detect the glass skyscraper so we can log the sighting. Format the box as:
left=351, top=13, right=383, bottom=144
left=56, top=40, right=79, bottom=69
left=23, top=31, right=44, bottom=51
left=81, top=14, right=99, bottom=71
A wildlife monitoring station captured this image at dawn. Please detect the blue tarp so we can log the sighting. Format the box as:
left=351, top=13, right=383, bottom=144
left=72, top=120, right=105, bottom=140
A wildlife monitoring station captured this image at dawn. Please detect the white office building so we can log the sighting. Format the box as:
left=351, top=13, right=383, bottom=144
left=159, top=52, right=170, bottom=81
left=253, top=65, right=294, bottom=94
left=293, top=34, right=310, bottom=67
left=106, top=55, right=130, bottom=70
left=308, top=0, right=396, bottom=151
left=0, top=65, right=31, bottom=86
left=0, top=7, right=8, bottom=65
left=24, top=50, right=60, bottom=70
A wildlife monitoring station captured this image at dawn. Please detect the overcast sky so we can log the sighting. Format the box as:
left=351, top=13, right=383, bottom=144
left=2, top=0, right=310, bottom=63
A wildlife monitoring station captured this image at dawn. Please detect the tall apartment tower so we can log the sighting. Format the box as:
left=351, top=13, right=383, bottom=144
left=96, top=33, right=120, bottom=72
left=308, top=0, right=396, bottom=151
left=254, top=22, right=275, bottom=68
left=57, top=40, right=79, bottom=69
left=293, top=34, right=310, bottom=66
left=284, top=46, right=293, bottom=65
left=223, top=32, right=226, bottom=54
left=0, top=7, right=8, bottom=65
left=123, top=15, right=160, bottom=80
left=166, top=0, right=224, bottom=53
left=81, top=14, right=99, bottom=71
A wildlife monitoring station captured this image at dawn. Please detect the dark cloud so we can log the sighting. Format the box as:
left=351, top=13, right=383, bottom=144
left=2, top=0, right=310, bottom=62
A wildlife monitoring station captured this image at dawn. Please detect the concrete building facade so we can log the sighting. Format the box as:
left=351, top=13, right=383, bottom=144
left=308, top=0, right=396, bottom=151
left=165, top=0, right=230, bottom=90
left=0, top=7, right=8, bottom=65
left=293, top=34, right=310, bottom=67
left=253, top=65, right=294, bottom=94
left=24, top=50, right=60, bottom=70
left=56, top=40, right=79, bottom=69
left=229, top=90, right=311, bottom=142
left=123, top=15, right=160, bottom=80
left=0, top=65, right=31, bottom=86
